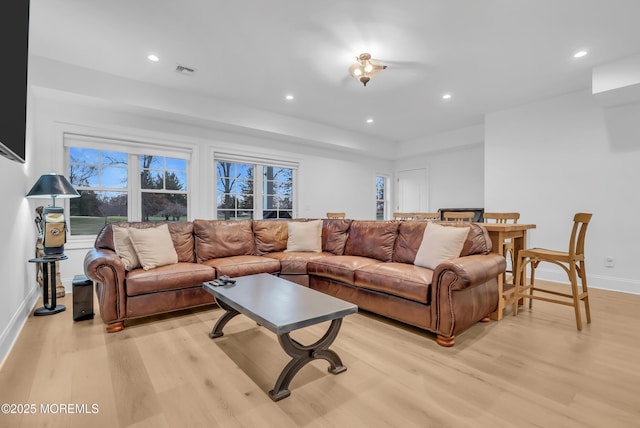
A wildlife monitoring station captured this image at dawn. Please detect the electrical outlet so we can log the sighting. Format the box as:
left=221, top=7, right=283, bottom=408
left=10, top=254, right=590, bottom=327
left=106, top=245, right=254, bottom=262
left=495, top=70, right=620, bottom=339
left=604, top=257, right=615, bottom=268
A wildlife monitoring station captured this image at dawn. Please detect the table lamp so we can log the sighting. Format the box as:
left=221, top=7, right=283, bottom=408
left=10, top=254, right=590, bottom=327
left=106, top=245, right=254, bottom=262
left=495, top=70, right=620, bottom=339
left=26, top=173, right=80, bottom=255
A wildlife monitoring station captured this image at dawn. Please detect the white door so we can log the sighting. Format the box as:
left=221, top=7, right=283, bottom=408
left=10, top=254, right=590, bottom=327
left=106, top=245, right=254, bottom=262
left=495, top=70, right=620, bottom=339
left=397, top=168, right=428, bottom=212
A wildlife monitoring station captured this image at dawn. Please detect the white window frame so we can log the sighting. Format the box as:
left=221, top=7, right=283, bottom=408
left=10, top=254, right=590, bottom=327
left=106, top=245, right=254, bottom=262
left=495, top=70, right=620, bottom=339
left=376, top=174, right=390, bottom=220
left=214, top=152, right=298, bottom=220
left=64, top=133, right=192, bottom=237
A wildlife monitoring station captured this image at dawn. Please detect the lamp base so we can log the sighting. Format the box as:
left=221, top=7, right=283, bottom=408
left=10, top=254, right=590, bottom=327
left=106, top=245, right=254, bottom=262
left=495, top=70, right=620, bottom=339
left=34, top=304, right=66, bottom=316
left=42, top=205, right=65, bottom=256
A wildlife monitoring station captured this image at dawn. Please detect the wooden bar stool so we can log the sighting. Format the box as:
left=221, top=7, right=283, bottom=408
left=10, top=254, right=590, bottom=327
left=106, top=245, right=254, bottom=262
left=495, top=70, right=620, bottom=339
left=326, top=212, right=346, bottom=219
left=411, top=212, right=440, bottom=220
left=442, top=211, right=474, bottom=222
left=484, top=212, right=520, bottom=274
left=393, top=212, right=414, bottom=220
left=513, top=213, right=592, bottom=330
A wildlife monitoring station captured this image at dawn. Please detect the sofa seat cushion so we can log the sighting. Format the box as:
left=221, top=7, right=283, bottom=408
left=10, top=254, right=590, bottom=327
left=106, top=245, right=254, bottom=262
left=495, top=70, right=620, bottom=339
left=354, top=263, right=433, bottom=304
left=307, top=256, right=382, bottom=285
left=202, top=255, right=280, bottom=278
left=264, top=251, right=334, bottom=275
left=125, top=262, right=216, bottom=296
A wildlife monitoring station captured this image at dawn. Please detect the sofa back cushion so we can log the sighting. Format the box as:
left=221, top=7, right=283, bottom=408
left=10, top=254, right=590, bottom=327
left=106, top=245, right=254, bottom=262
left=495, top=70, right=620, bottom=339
left=94, top=221, right=196, bottom=263
left=393, top=221, right=427, bottom=263
left=322, top=219, right=352, bottom=255
left=460, top=223, right=492, bottom=256
left=193, top=219, right=255, bottom=262
left=253, top=220, right=289, bottom=255
left=169, top=222, right=197, bottom=263
left=344, top=220, right=399, bottom=262
left=393, top=221, right=492, bottom=263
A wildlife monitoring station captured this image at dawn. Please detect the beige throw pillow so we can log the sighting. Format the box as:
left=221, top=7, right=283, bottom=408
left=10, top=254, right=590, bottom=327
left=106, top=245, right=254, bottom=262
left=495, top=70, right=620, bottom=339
left=128, top=224, right=179, bottom=270
left=414, top=223, right=470, bottom=270
left=286, top=220, right=322, bottom=252
left=112, top=226, right=140, bottom=271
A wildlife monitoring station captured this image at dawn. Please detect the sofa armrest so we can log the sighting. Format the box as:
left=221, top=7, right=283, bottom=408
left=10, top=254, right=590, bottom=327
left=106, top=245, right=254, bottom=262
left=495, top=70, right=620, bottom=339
left=431, top=253, right=506, bottom=337
left=83, top=248, right=126, bottom=325
left=434, top=253, right=506, bottom=291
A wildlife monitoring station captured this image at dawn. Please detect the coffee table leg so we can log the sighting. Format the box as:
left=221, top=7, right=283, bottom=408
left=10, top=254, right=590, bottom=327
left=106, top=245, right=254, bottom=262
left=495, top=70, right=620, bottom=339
left=269, top=318, right=346, bottom=401
left=209, top=299, right=240, bottom=339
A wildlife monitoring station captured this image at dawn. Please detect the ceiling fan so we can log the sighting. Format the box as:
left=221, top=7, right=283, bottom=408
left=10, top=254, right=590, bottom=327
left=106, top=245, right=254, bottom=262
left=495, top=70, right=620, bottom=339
left=347, top=53, right=425, bottom=87
left=348, top=53, right=386, bottom=86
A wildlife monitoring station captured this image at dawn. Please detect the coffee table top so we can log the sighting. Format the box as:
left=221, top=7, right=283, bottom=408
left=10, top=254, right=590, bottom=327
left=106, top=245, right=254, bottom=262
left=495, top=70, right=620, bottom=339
left=203, top=273, right=357, bottom=335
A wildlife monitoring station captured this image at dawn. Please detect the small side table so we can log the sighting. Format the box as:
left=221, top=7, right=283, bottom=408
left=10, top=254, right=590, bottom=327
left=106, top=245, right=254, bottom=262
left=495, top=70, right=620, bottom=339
left=28, top=255, right=68, bottom=316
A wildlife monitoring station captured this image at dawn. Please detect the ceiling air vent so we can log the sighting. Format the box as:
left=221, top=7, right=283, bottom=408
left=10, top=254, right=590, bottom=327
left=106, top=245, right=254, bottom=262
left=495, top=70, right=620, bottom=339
left=175, top=64, right=196, bottom=76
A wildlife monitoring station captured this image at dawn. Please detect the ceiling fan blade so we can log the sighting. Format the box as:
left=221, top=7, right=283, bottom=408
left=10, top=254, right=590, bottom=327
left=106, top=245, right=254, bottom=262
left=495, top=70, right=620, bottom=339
left=372, top=59, right=426, bottom=69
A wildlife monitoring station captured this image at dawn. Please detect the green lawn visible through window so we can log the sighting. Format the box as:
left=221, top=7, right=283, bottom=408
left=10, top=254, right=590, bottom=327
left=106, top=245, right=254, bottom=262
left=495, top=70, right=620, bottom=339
left=69, top=146, right=188, bottom=235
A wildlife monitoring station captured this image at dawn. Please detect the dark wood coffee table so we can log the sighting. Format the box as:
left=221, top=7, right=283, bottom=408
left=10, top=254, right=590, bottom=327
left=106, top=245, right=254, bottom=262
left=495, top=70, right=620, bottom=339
left=203, top=273, right=357, bottom=401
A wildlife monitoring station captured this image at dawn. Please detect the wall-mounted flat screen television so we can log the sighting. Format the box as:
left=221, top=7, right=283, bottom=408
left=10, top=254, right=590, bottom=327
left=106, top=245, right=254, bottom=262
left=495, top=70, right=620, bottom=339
left=0, top=1, right=30, bottom=163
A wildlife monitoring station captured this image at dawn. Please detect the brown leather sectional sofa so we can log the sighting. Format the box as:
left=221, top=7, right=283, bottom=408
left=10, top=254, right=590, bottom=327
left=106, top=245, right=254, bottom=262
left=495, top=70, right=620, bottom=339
left=84, top=219, right=505, bottom=346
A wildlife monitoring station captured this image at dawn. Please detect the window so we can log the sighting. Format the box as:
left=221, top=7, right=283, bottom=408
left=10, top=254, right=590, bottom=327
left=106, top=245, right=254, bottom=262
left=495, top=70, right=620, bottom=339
left=376, top=175, right=388, bottom=220
left=66, top=135, right=190, bottom=235
left=216, top=162, right=254, bottom=220
left=69, top=147, right=128, bottom=235
left=263, top=166, right=293, bottom=219
left=140, top=156, right=188, bottom=221
left=215, top=155, right=296, bottom=220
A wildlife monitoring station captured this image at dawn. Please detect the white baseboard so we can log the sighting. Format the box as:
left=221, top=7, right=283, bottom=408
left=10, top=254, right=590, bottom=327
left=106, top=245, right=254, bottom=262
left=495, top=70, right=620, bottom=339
left=534, top=268, right=640, bottom=295
left=0, top=286, right=39, bottom=368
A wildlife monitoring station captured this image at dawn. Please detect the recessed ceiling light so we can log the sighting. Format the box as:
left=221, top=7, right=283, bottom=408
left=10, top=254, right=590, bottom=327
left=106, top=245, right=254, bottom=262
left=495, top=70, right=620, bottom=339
left=442, top=93, right=452, bottom=100
left=285, top=94, right=294, bottom=101
left=366, top=118, right=374, bottom=124
left=148, top=54, right=159, bottom=62
left=573, top=50, right=588, bottom=58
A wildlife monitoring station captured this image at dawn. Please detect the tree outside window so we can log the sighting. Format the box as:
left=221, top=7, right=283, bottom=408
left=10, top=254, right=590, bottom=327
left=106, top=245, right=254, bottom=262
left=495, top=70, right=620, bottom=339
left=69, top=148, right=128, bottom=235
left=216, top=161, right=293, bottom=219
left=263, top=166, right=292, bottom=219
left=140, top=155, right=188, bottom=221
left=376, top=176, right=387, bottom=220
left=68, top=147, right=188, bottom=235
left=216, top=162, right=254, bottom=220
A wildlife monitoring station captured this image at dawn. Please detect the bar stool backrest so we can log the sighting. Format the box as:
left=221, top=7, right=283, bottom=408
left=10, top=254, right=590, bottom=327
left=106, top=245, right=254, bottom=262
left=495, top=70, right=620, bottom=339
left=483, top=212, right=520, bottom=224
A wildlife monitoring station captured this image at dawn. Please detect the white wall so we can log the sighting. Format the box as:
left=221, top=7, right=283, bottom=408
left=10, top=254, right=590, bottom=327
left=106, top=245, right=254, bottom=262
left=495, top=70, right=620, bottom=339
left=0, top=157, right=40, bottom=366
left=485, top=90, right=640, bottom=294
left=394, top=143, right=485, bottom=212
left=0, top=86, right=41, bottom=365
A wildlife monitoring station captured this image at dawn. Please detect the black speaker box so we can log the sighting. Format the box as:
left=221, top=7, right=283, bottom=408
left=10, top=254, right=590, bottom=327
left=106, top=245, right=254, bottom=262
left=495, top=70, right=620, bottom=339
left=72, top=274, right=94, bottom=321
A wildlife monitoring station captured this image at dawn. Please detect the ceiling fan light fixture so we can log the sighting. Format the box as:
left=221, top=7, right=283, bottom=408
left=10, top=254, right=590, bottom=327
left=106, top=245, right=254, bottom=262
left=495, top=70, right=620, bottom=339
left=349, top=53, right=386, bottom=87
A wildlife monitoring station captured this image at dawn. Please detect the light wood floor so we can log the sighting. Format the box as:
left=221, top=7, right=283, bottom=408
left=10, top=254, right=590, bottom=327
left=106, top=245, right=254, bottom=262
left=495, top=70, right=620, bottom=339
left=1, top=281, right=639, bottom=428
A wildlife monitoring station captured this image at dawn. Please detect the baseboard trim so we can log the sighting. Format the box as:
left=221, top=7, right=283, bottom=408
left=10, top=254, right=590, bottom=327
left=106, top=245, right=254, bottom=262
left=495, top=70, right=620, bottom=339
left=0, top=286, right=39, bottom=369
left=533, top=268, right=640, bottom=295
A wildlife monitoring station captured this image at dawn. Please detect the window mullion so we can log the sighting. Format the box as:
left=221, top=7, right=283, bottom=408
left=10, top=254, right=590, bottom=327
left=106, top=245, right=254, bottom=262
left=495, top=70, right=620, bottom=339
left=255, top=164, right=263, bottom=220
left=292, top=169, right=298, bottom=218
left=130, top=154, right=140, bottom=221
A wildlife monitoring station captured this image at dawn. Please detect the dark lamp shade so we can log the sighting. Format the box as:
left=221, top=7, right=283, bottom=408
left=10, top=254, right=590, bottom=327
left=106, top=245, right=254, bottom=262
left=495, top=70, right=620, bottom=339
left=26, top=173, right=80, bottom=200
